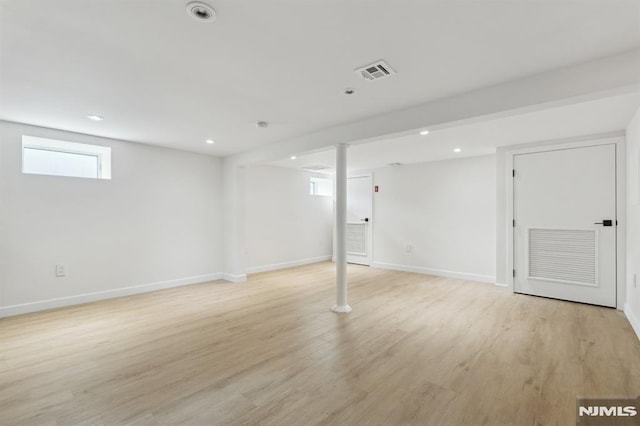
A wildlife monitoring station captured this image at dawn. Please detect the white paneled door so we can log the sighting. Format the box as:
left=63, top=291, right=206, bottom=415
left=514, top=144, right=617, bottom=307
left=347, top=175, right=373, bottom=266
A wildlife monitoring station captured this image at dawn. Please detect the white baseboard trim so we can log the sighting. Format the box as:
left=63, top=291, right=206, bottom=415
left=0, top=273, right=223, bottom=318
left=370, top=262, right=496, bottom=283
left=495, top=282, right=509, bottom=288
left=624, top=303, right=640, bottom=342
left=222, top=273, right=247, bottom=283
left=247, top=255, right=332, bottom=274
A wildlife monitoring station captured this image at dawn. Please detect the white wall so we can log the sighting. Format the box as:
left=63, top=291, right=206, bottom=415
left=0, top=121, right=224, bottom=316
left=244, top=165, right=333, bottom=273
left=221, top=52, right=640, bottom=278
left=371, top=155, right=496, bottom=282
left=626, top=107, right=640, bottom=338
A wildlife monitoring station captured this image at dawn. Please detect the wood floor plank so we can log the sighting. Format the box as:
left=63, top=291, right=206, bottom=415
left=1, top=262, right=639, bottom=425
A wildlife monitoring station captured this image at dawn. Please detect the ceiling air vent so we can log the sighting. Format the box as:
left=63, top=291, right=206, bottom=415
left=355, top=60, right=397, bottom=81
left=303, top=165, right=332, bottom=171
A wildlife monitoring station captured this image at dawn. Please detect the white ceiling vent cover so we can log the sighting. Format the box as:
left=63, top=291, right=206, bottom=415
left=355, top=60, right=397, bottom=81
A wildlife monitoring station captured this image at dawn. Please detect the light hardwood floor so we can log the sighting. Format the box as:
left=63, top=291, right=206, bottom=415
left=1, top=262, right=640, bottom=425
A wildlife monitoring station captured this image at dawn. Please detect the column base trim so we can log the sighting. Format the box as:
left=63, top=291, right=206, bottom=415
left=222, top=273, right=247, bottom=283
left=331, top=304, right=352, bottom=313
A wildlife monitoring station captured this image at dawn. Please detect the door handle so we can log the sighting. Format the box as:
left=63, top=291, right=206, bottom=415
left=360, top=218, right=369, bottom=222
left=594, top=220, right=613, bottom=226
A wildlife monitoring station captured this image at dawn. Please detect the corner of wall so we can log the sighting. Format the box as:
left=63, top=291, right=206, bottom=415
left=624, top=302, right=640, bottom=341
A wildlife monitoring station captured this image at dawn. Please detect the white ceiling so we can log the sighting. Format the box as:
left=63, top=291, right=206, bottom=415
left=1, top=0, right=639, bottom=156
left=269, top=92, right=640, bottom=171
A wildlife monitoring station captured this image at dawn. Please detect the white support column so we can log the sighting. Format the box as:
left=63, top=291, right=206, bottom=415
left=332, top=143, right=351, bottom=313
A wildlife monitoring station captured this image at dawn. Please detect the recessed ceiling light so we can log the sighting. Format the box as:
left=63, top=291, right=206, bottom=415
left=256, top=121, right=269, bottom=128
left=453, top=148, right=462, bottom=153
left=186, top=2, right=216, bottom=22
left=290, top=156, right=297, bottom=160
left=420, top=130, right=429, bottom=136
left=87, top=114, right=104, bottom=121
left=205, top=139, right=215, bottom=145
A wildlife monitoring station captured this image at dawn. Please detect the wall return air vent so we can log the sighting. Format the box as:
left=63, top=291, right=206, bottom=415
left=355, top=60, right=397, bottom=81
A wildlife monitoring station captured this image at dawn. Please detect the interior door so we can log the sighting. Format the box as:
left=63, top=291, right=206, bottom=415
left=347, top=175, right=372, bottom=265
left=513, top=144, right=617, bottom=307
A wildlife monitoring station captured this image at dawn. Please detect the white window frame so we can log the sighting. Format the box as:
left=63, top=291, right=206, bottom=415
left=309, top=176, right=332, bottom=196
left=22, top=135, right=112, bottom=179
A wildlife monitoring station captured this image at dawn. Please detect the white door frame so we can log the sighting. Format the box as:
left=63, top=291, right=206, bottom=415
left=506, top=135, right=626, bottom=309
left=345, top=173, right=374, bottom=265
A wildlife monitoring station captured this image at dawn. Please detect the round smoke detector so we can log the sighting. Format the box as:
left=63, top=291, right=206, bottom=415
left=186, top=2, right=216, bottom=22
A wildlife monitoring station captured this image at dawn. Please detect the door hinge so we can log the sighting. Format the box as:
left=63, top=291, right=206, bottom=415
left=512, top=169, right=515, bottom=177
left=512, top=219, right=515, bottom=227
left=513, top=269, right=516, bottom=278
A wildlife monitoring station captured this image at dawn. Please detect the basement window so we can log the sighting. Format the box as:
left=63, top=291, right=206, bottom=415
left=22, top=136, right=111, bottom=179
left=310, top=176, right=332, bottom=196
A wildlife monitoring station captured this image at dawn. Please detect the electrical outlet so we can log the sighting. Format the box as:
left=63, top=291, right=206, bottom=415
left=55, top=264, right=66, bottom=277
